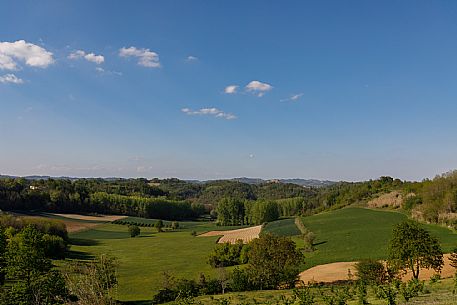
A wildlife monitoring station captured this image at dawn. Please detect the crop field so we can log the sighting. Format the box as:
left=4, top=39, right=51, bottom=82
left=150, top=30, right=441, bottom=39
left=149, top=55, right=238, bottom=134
left=68, top=220, right=243, bottom=301
left=199, top=225, right=262, bottom=244
left=295, top=208, right=457, bottom=268
left=262, top=217, right=301, bottom=236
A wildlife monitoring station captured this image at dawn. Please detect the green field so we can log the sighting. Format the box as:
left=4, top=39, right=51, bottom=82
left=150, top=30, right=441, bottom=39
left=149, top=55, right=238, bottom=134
left=66, top=207, right=457, bottom=302
left=68, top=221, right=244, bottom=301
left=295, top=208, right=457, bottom=268
left=263, top=218, right=301, bottom=236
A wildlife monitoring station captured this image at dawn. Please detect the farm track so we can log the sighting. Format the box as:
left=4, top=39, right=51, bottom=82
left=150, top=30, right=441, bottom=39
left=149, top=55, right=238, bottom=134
left=199, top=225, right=262, bottom=244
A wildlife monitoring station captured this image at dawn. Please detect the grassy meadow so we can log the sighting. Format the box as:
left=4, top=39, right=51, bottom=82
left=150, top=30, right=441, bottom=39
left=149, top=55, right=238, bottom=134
left=64, top=207, right=457, bottom=302
left=68, top=220, right=239, bottom=301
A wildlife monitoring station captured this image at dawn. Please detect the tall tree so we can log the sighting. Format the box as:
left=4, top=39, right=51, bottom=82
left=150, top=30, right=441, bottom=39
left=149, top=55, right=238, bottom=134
left=388, top=221, right=443, bottom=279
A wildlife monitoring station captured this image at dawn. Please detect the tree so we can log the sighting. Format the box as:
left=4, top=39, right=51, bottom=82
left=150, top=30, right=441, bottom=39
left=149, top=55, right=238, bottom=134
left=171, top=221, right=180, bottom=230
left=4, top=225, right=68, bottom=304
left=128, top=225, right=140, bottom=237
left=388, top=221, right=443, bottom=279
left=0, top=228, right=6, bottom=285
left=247, top=233, right=304, bottom=289
left=155, top=220, right=164, bottom=232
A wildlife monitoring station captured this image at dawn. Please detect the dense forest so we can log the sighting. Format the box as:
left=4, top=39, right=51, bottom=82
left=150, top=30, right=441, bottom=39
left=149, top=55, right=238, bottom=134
left=0, top=171, right=457, bottom=225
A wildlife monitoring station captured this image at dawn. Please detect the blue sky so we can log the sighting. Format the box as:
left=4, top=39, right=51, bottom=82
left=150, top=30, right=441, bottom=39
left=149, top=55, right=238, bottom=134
left=1, top=0, right=457, bottom=181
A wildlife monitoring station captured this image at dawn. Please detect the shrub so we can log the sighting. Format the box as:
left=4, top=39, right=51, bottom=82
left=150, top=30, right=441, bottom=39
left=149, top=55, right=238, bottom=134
left=42, top=234, right=66, bottom=259
left=128, top=225, right=140, bottom=237
left=355, top=260, right=388, bottom=284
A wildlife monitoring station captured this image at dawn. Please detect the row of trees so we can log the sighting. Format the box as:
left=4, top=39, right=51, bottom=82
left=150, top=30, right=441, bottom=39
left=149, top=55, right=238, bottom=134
left=216, top=198, right=280, bottom=226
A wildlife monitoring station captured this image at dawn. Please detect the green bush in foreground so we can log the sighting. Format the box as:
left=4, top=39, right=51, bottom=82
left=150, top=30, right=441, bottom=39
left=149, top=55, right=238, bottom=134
left=128, top=225, right=141, bottom=237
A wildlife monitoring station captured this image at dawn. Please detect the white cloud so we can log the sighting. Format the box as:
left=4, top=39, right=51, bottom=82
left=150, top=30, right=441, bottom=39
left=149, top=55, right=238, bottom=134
left=119, top=46, right=160, bottom=68
left=181, top=107, right=237, bottom=120
left=280, top=93, right=304, bottom=102
left=95, top=66, right=122, bottom=76
left=186, top=55, right=198, bottom=62
left=0, top=73, right=24, bottom=84
left=245, top=80, right=273, bottom=97
left=68, top=50, right=104, bottom=64
left=0, top=40, right=54, bottom=70
left=224, top=85, right=238, bottom=94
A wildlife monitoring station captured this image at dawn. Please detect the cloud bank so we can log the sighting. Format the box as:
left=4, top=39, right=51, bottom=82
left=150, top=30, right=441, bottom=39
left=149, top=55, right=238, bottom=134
left=0, top=40, right=54, bottom=70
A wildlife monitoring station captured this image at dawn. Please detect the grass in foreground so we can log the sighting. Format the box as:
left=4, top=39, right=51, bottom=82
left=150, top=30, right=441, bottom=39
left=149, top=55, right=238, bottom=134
left=69, top=221, right=231, bottom=301
left=186, top=278, right=456, bottom=305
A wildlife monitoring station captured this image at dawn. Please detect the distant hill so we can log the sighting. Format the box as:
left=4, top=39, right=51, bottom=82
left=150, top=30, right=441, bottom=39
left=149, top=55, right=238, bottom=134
left=229, top=177, right=336, bottom=187
left=1, top=174, right=335, bottom=188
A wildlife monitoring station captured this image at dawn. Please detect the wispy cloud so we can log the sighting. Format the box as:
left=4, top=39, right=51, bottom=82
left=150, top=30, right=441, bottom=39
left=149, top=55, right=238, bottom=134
left=224, top=85, right=238, bottom=94
left=68, top=50, right=104, bottom=64
left=181, top=107, right=237, bottom=120
left=95, top=67, right=122, bottom=76
left=245, top=80, right=273, bottom=97
left=280, top=93, right=303, bottom=102
left=0, top=40, right=54, bottom=70
left=0, top=73, right=23, bottom=84
left=119, top=46, right=160, bottom=68
left=186, top=55, right=198, bottom=62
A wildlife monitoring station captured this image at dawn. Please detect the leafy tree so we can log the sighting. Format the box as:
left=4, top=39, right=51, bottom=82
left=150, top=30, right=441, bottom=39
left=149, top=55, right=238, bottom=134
left=246, top=233, right=304, bottom=289
left=388, top=221, right=443, bottom=279
left=128, top=225, right=140, bottom=237
left=208, top=240, right=246, bottom=268
left=171, top=221, right=180, bottom=230
left=4, top=225, right=68, bottom=304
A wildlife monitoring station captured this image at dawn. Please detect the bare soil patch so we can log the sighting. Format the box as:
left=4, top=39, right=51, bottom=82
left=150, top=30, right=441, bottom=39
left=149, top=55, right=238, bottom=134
left=199, top=225, right=262, bottom=244
left=367, top=191, right=406, bottom=208
left=299, top=254, right=455, bottom=284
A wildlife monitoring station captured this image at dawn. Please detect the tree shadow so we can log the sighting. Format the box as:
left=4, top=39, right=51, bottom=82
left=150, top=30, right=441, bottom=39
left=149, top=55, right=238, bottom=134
left=66, top=250, right=95, bottom=260
left=313, top=241, right=327, bottom=246
left=69, top=238, right=100, bottom=246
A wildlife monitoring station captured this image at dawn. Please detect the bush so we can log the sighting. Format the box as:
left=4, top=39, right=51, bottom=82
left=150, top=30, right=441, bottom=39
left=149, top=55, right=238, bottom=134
left=128, top=225, right=140, bottom=237
left=355, top=259, right=388, bottom=284
left=42, top=234, right=66, bottom=259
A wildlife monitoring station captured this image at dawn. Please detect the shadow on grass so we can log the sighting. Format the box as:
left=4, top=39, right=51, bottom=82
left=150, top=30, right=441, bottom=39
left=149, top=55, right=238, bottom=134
left=66, top=250, right=95, bottom=260
left=69, top=238, right=100, bottom=246
left=119, top=301, right=152, bottom=305
left=313, top=241, right=327, bottom=246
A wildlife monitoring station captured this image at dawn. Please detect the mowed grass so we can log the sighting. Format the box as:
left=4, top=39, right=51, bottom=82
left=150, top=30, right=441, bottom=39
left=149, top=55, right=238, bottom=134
left=69, top=221, right=231, bottom=301
left=293, top=207, right=457, bottom=269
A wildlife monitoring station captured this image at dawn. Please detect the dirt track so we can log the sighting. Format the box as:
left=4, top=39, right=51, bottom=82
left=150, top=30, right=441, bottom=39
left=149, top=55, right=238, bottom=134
left=199, top=225, right=262, bottom=244
left=299, top=254, right=455, bottom=284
